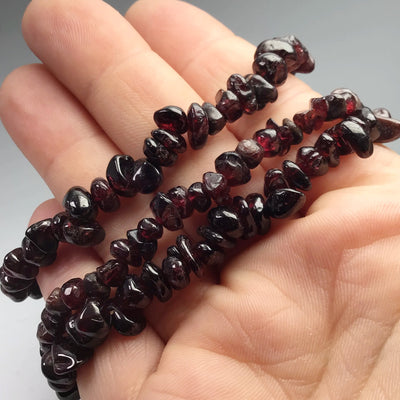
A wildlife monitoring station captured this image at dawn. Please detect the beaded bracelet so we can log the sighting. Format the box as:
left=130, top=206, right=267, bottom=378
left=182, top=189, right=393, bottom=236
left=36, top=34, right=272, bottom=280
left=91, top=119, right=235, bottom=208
left=0, top=35, right=315, bottom=303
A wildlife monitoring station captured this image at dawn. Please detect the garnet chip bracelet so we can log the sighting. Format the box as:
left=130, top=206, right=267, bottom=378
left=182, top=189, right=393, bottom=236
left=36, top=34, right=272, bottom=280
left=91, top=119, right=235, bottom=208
left=0, top=35, right=314, bottom=303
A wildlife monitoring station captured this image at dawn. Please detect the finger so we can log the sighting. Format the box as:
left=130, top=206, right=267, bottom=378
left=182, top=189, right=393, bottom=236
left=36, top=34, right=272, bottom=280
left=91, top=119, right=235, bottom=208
left=31, top=200, right=164, bottom=400
left=126, top=0, right=318, bottom=136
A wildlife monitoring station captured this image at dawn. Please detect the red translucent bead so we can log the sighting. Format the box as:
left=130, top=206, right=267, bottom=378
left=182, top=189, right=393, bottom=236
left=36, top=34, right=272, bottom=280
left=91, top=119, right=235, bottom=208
left=373, top=115, right=400, bottom=143
left=253, top=128, right=281, bottom=157
left=215, top=151, right=251, bottom=186
left=331, top=88, right=362, bottom=116
left=151, top=129, right=187, bottom=154
left=21, top=237, right=57, bottom=266
left=108, top=302, right=146, bottom=336
left=110, top=238, right=141, bottom=267
left=143, top=137, right=178, bottom=167
left=188, top=182, right=211, bottom=213
left=252, top=52, right=288, bottom=85
left=293, top=110, right=316, bottom=134
left=167, top=186, right=194, bottom=218
left=245, top=74, right=277, bottom=110
left=282, top=118, right=303, bottom=145
left=202, top=102, right=226, bottom=135
left=197, top=225, right=236, bottom=249
left=116, top=275, right=152, bottom=309
left=90, top=177, right=120, bottom=213
left=314, top=133, right=340, bottom=167
left=207, top=206, right=244, bottom=239
left=106, top=155, right=137, bottom=197
left=340, top=120, right=373, bottom=158
left=131, top=158, right=163, bottom=194
left=162, top=256, right=190, bottom=290
left=63, top=187, right=98, bottom=221
left=83, top=272, right=110, bottom=300
left=62, top=219, right=105, bottom=247
left=3, top=247, right=39, bottom=280
left=96, top=259, right=128, bottom=287
left=245, top=193, right=271, bottom=235
left=227, top=73, right=257, bottom=114
left=202, top=172, right=230, bottom=204
left=215, top=90, right=243, bottom=123
left=296, top=146, right=329, bottom=176
left=61, top=278, right=86, bottom=310
left=176, top=235, right=202, bottom=277
left=193, top=242, right=224, bottom=269
left=187, top=103, right=209, bottom=150
left=153, top=106, right=188, bottom=135
left=26, top=219, right=59, bottom=254
left=264, top=168, right=289, bottom=197
left=232, top=196, right=257, bottom=239
left=141, top=261, right=172, bottom=302
left=235, top=139, right=264, bottom=169
left=265, top=188, right=306, bottom=219
left=282, top=160, right=311, bottom=191
left=137, top=218, right=163, bottom=241
left=150, top=192, right=183, bottom=231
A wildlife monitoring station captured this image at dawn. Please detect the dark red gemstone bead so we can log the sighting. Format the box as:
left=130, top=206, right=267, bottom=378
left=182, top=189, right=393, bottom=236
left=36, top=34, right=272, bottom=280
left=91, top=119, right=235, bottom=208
left=252, top=52, right=288, bottom=85
left=90, top=178, right=120, bottom=213
left=3, top=247, right=39, bottom=280
left=373, top=107, right=391, bottom=118
left=61, top=278, right=86, bottom=310
left=67, top=299, right=110, bottom=348
left=143, top=137, right=178, bottom=167
left=127, top=229, right=157, bottom=261
left=255, top=38, right=298, bottom=72
left=141, top=261, right=172, bottom=302
left=282, top=118, right=303, bottom=145
left=21, top=237, right=57, bottom=266
left=97, top=259, right=128, bottom=287
left=176, top=235, right=202, bottom=277
left=202, top=102, right=226, bottom=135
left=264, top=188, right=306, bottom=219
left=264, top=168, right=289, bottom=197
left=51, top=212, right=69, bottom=242
left=202, top=172, right=230, bottom=204
left=167, top=186, right=194, bottom=218
left=162, top=256, right=190, bottom=290
left=323, top=94, right=347, bottom=121
left=110, top=238, right=141, bottom=267
left=108, top=302, right=146, bottom=336
left=187, top=102, right=209, bottom=150
left=245, top=74, right=277, bottom=110
left=310, top=97, right=328, bottom=121
left=340, top=120, right=373, bottom=158
left=353, top=107, right=377, bottom=131
left=137, top=218, right=163, bottom=241
left=0, top=283, right=30, bottom=302
left=197, top=225, right=236, bottom=249
left=106, top=155, right=137, bottom=197
left=46, top=288, right=71, bottom=317
left=51, top=345, right=79, bottom=376
left=131, top=158, right=163, bottom=194
left=282, top=160, right=312, bottom=191
left=296, top=54, right=315, bottom=73
left=192, top=242, right=225, bottom=269
left=235, top=139, right=264, bottom=169
left=56, top=388, right=80, bottom=400
left=215, top=151, right=251, bottom=186
left=63, top=187, right=98, bottom=221
left=26, top=219, right=59, bottom=254
left=41, top=309, right=64, bottom=336
left=215, top=90, right=243, bottom=123
left=373, top=115, right=400, bottom=143
left=116, top=275, right=152, bottom=309
left=29, top=279, right=42, bottom=299
left=253, top=128, right=281, bottom=157
left=151, top=129, right=187, bottom=154
left=41, top=351, right=77, bottom=383
left=150, top=192, right=183, bottom=231
left=293, top=110, right=316, bottom=134
left=331, top=88, right=362, bottom=115
left=167, top=245, right=181, bottom=258
left=207, top=206, right=244, bottom=239
left=0, top=268, right=34, bottom=292
left=245, top=193, right=271, bottom=235
left=188, top=182, right=211, bottom=213
left=314, top=133, right=340, bottom=167
left=326, top=124, right=353, bottom=155
left=227, top=73, right=257, bottom=114
left=37, top=322, right=57, bottom=345
left=62, top=219, right=105, bottom=247
left=153, top=106, right=188, bottom=135
left=83, top=272, right=111, bottom=300
left=296, top=146, right=329, bottom=176
left=232, top=196, right=257, bottom=239
left=280, top=35, right=312, bottom=71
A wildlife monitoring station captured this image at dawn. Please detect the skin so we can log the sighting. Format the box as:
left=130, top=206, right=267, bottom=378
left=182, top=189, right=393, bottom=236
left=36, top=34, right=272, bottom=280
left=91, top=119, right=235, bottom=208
left=1, top=0, right=400, bottom=399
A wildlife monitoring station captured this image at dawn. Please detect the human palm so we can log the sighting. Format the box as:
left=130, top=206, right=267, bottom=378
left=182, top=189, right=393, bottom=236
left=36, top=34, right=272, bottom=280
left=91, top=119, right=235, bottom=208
left=1, top=0, right=400, bottom=399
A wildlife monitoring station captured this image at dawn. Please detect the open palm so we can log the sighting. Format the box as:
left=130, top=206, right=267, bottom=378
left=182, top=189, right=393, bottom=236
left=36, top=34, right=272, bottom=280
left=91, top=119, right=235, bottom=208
left=1, top=0, right=400, bottom=399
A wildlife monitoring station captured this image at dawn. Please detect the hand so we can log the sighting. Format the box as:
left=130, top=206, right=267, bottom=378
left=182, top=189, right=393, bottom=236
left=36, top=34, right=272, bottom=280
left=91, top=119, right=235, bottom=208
left=1, top=0, right=400, bottom=399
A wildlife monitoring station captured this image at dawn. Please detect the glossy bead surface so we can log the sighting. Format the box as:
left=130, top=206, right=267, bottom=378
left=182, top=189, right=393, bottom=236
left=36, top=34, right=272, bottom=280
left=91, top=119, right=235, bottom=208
left=46, top=288, right=71, bottom=317
left=188, top=182, right=211, bottom=213
left=202, top=102, right=226, bottom=135
left=176, top=235, right=202, bottom=276
left=373, top=115, right=400, bottom=143
left=252, top=52, right=288, bottom=85
left=62, top=220, right=105, bottom=247
left=245, top=74, right=277, bottom=110
left=293, top=111, right=316, bottom=134
left=227, top=73, right=257, bottom=114
left=187, top=103, right=209, bottom=150
left=207, top=206, right=244, bottom=239
left=215, top=151, right=251, bottom=186
left=340, top=120, right=373, bottom=158
left=323, top=94, right=347, bottom=120
left=141, top=261, right=172, bottom=302
left=245, top=193, right=271, bottom=235
left=0, top=269, right=34, bottom=292
left=331, top=88, right=362, bottom=115
left=296, top=147, right=329, bottom=176
left=197, top=225, right=236, bottom=249
left=127, top=229, right=157, bottom=261
left=116, top=275, right=152, bottom=309
left=255, top=38, right=297, bottom=71
left=132, top=158, right=163, bottom=194
left=193, top=242, right=225, bottom=269
left=143, top=137, right=178, bottom=167
left=167, top=186, right=194, bottom=218
left=108, top=303, right=146, bottom=336
left=83, top=272, right=111, bottom=300
left=215, top=90, right=243, bottom=123
left=51, top=212, right=69, bottom=242
left=282, top=160, right=312, bottom=191
left=3, top=247, right=39, bottom=280
left=314, top=133, right=340, bottom=167
left=235, top=139, right=264, bottom=169
left=61, top=278, right=86, bottom=310
left=26, top=219, right=59, bottom=254
left=106, top=155, right=137, bottom=197
left=110, top=238, right=141, bottom=267
left=253, top=129, right=281, bottom=157
left=90, top=177, right=120, bottom=213
left=282, top=118, right=303, bottom=145
left=63, top=187, right=98, bottom=221
left=162, top=256, right=190, bottom=290
left=153, top=106, right=188, bottom=135
left=97, top=259, right=128, bottom=287
left=137, top=218, right=163, bottom=241
left=264, top=169, right=289, bottom=197
left=21, top=237, right=57, bottom=266
left=265, top=188, right=306, bottom=219
left=202, top=172, right=230, bottom=204
left=151, top=129, right=187, bottom=154
left=150, top=192, right=183, bottom=231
